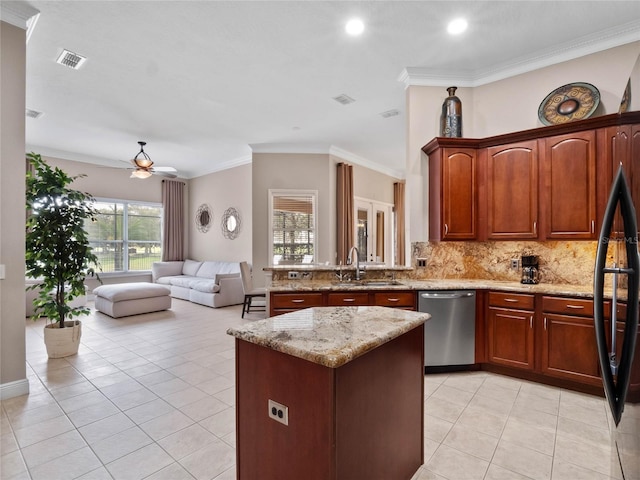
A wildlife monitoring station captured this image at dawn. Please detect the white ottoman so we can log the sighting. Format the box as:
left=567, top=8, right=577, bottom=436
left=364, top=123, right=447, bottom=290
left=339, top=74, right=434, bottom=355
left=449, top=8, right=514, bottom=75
left=93, top=283, right=171, bottom=318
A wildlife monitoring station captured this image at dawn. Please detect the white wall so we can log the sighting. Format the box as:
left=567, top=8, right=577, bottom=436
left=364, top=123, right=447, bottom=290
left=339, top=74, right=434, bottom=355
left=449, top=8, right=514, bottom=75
left=188, top=163, right=252, bottom=262
left=252, top=153, right=332, bottom=287
left=0, top=21, right=28, bottom=398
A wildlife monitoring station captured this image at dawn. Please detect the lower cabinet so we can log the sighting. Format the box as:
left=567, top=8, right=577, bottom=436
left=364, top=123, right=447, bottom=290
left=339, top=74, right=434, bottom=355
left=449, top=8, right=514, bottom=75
left=270, top=290, right=416, bottom=316
left=487, top=292, right=535, bottom=370
left=540, top=296, right=602, bottom=386
left=486, top=292, right=611, bottom=390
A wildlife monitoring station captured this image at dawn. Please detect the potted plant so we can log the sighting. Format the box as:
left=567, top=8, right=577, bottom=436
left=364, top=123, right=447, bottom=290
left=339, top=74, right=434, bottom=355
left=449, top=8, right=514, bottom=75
left=25, top=152, right=100, bottom=358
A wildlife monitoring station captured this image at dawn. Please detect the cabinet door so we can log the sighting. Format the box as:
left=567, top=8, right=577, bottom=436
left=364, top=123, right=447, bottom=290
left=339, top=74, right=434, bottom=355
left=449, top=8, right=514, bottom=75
left=430, top=148, right=477, bottom=240
left=542, top=131, right=597, bottom=239
left=487, top=307, right=534, bottom=370
left=486, top=141, right=538, bottom=239
left=540, top=313, right=601, bottom=386
left=373, top=291, right=416, bottom=310
left=270, top=292, right=324, bottom=316
left=327, top=292, right=370, bottom=306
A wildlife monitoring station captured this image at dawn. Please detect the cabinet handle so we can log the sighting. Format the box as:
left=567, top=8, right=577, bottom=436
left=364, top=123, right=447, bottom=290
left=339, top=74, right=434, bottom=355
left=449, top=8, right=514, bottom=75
left=566, top=304, right=584, bottom=310
left=387, top=298, right=400, bottom=302
left=291, top=299, right=305, bottom=304
left=342, top=298, right=356, bottom=303
left=544, top=317, right=547, bottom=330
left=444, top=223, right=449, bottom=235
left=529, top=316, right=533, bottom=329
left=591, top=220, right=595, bottom=234
left=533, top=221, right=537, bottom=236
left=504, top=298, right=519, bottom=303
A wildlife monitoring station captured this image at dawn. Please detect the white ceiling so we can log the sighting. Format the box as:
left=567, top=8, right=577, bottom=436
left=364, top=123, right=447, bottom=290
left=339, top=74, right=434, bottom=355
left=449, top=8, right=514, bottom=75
left=9, top=1, right=640, bottom=178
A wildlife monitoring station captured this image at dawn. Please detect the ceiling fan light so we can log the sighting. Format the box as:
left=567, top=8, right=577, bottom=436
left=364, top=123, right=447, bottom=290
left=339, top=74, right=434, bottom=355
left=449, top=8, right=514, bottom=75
left=131, top=169, right=152, bottom=179
left=133, top=157, right=153, bottom=168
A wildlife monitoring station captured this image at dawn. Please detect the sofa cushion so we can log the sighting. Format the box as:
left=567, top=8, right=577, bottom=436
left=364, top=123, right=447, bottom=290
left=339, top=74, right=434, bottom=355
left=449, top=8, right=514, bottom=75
left=190, top=280, right=221, bottom=293
left=196, top=261, right=240, bottom=279
left=182, top=259, right=203, bottom=276
left=168, top=276, right=199, bottom=288
left=94, top=283, right=170, bottom=302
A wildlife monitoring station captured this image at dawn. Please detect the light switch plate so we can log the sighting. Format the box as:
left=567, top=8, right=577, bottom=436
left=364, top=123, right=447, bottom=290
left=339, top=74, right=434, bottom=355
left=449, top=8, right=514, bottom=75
left=0, top=264, right=5, bottom=279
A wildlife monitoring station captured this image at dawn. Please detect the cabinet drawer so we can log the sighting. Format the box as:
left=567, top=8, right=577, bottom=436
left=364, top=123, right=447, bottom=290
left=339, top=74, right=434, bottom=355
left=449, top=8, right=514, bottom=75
left=374, top=291, right=415, bottom=308
left=271, top=293, right=324, bottom=309
left=542, top=296, right=594, bottom=317
left=327, top=292, right=370, bottom=306
left=488, top=292, right=534, bottom=310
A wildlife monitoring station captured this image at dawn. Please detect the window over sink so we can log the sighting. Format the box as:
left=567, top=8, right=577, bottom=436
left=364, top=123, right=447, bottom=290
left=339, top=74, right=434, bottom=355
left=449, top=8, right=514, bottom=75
left=269, top=189, right=317, bottom=265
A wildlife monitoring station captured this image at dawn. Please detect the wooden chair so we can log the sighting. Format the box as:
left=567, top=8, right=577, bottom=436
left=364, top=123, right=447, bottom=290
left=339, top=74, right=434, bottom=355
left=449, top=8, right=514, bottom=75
left=240, top=261, right=266, bottom=318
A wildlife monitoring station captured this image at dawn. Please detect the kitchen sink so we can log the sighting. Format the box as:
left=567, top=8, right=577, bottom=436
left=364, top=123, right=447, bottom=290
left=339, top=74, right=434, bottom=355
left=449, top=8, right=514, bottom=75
left=331, top=280, right=404, bottom=287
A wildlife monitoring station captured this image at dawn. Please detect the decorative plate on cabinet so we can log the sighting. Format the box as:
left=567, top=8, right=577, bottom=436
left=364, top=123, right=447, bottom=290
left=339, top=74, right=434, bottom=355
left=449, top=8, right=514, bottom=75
left=538, top=82, right=600, bottom=126
left=620, top=79, right=631, bottom=113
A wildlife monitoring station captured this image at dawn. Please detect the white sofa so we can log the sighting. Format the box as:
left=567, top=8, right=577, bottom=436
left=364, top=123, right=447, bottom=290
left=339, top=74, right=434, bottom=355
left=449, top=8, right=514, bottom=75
left=151, top=259, right=244, bottom=308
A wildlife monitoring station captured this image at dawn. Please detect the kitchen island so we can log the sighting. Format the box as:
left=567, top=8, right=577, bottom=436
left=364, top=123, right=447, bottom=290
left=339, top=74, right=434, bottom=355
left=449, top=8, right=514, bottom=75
left=227, top=306, right=430, bottom=480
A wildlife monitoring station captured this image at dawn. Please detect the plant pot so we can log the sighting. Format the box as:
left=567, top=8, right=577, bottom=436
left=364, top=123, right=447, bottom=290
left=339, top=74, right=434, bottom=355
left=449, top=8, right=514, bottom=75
left=43, top=321, right=82, bottom=358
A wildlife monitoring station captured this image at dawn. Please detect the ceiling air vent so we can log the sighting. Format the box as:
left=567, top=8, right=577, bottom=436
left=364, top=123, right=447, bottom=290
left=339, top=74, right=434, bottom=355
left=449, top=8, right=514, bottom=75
left=56, top=49, right=87, bottom=70
left=25, top=109, right=44, bottom=119
left=379, top=109, right=400, bottom=118
left=333, top=94, right=355, bottom=105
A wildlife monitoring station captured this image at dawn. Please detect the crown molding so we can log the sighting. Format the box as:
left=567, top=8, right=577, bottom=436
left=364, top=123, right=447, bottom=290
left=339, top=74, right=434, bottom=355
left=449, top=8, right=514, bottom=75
left=250, top=143, right=332, bottom=154
left=249, top=143, right=404, bottom=179
left=329, top=146, right=404, bottom=180
left=196, top=154, right=253, bottom=177
left=1, top=2, right=39, bottom=41
left=400, top=20, right=640, bottom=88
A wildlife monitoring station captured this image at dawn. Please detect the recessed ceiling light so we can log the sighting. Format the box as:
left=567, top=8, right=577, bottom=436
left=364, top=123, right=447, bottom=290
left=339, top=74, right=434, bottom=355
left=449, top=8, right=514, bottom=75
left=345, top=18, right=365, bottom=36
left=447, top=18, right=468, bottom=35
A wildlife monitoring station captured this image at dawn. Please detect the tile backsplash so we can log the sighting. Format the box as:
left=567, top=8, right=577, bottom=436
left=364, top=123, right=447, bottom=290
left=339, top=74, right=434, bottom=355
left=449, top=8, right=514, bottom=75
left=411, top=241, right=599, bottom=286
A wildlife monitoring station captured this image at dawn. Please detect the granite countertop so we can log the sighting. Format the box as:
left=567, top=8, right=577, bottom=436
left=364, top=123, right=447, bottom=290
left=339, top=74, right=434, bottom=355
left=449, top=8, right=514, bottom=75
left=268, top=278, right=600, bottom=298
left=226, top=306, right=430, bottom=368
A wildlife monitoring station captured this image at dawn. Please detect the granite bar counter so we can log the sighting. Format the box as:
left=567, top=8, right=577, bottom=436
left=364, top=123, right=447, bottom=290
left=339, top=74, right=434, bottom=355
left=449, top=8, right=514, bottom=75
left=227, top=306, right=430, bottom=480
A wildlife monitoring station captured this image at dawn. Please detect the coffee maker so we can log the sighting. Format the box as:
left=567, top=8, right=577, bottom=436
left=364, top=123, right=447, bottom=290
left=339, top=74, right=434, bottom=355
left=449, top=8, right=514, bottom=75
left=521, top=255, right=539, bottom=284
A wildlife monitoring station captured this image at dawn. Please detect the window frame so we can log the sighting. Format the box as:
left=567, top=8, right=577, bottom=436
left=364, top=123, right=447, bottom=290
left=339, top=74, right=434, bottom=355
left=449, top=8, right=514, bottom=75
left=268, top=189, right=318, bottom=266
left=88, top=197, right=163, bottom=275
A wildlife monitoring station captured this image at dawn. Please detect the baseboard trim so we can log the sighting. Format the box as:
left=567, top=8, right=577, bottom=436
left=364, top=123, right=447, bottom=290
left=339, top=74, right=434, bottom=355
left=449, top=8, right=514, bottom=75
left=0, top=378, right=30, bottom=400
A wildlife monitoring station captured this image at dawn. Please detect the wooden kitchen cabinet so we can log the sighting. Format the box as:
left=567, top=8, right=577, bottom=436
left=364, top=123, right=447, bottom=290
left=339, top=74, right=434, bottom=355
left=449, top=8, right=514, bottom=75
left=270, top=292, right=324, bottom=315
left=270, top=290, right=416, bottom=316
left=540, top=296, right=601, bottom=386
left=541, top=131, right=598, bottom=239
left=373, top=291, right=416, bottom=310
left=486, top=141, right=539, bottom=239
left=487, top=292, right=535, bottom=370
left=426, top=143, right=478, bottom=241
left=601, top=124, right=640, bottom=234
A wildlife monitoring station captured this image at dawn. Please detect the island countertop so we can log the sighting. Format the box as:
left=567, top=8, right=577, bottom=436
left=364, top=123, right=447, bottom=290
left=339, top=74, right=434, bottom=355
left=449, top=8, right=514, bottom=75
left=226, top=306, right=430, bottom=368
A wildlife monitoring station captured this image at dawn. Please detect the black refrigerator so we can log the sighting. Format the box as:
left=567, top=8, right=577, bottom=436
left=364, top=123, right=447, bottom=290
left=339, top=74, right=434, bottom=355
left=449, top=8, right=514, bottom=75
left=594, top=144, right=640, bottom=478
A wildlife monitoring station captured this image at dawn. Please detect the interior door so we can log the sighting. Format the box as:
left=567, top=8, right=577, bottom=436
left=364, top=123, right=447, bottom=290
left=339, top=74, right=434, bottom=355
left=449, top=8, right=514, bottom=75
left=355, top=199, right=393, bottom=265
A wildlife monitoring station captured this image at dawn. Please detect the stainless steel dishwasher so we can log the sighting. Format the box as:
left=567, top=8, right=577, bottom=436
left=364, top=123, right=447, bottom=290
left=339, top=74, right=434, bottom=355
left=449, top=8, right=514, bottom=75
left=418, top=290, right=476, bottom=369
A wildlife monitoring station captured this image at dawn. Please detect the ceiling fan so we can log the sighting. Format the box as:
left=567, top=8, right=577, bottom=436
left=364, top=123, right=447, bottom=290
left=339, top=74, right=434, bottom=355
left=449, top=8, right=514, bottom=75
left=129, top=141, right=177, bottom=179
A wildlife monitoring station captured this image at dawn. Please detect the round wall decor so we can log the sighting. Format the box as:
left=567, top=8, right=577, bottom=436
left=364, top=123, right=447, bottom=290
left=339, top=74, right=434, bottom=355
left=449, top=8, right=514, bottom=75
left=538, top=82, right=600, bottom=126
left=221, top=207, right=241, bottom=240
left=195, top=204, right=212, bottom=233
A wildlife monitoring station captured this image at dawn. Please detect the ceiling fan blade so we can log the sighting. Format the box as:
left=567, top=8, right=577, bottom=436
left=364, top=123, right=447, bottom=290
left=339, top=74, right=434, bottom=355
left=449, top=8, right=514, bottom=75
left=152, top=166, right=177, bottom=173
left=154, top=171, right=178, bottom=178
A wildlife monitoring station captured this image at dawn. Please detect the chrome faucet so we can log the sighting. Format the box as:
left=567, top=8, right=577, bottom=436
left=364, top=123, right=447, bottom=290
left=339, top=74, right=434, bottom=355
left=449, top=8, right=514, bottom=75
left=347, top=246, right=363, bottom=281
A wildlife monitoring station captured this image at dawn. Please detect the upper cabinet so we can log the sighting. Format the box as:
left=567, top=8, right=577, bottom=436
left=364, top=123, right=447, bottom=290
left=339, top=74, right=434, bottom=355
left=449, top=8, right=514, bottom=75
left=425, top=142, right=477, bottom=241
left=541, top=131, right=597, bottom=239
left=423, top=112, right=640, bottom=241
left=486, top=141, right=539, bottom=240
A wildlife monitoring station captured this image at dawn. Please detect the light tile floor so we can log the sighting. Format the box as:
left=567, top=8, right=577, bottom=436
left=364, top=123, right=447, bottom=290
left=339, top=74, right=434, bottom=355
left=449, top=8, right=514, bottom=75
left=0, top=300, right=627, bottom=479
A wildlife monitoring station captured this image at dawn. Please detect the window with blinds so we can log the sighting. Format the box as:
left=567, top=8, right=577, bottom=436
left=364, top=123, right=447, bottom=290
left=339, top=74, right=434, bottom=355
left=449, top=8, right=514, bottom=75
left=269, top=190, right=317, bottom=265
